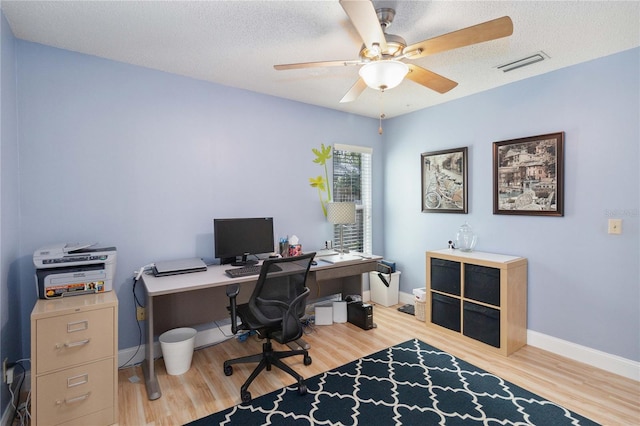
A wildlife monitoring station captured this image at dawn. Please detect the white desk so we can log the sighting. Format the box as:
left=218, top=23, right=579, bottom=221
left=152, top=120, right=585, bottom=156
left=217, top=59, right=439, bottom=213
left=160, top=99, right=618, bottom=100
left=140, top=253, right=381, bottom=400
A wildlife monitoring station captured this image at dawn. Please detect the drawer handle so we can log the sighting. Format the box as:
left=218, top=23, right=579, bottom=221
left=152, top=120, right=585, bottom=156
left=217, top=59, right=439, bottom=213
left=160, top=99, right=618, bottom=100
left=56, top=392, right=91, bottom=405
left=56, top=338, right=91, bottom=349
left=67, top=320, right=89, bottom=333
left=67, top=373, right=89, bottom=388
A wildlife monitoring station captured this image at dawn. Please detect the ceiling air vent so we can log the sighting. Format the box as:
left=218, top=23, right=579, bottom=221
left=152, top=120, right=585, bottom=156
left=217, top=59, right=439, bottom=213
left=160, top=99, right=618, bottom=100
left=497, top=51, right=548, bottom=72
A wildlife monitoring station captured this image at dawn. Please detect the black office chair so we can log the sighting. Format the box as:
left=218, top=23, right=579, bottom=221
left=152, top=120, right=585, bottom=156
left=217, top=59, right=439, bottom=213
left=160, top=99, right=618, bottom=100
left=224, top=252, right=315, bottom=403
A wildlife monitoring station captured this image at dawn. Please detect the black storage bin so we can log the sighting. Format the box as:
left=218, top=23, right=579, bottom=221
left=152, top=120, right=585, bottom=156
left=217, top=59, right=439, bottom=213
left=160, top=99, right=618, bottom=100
left=463, top=301, right=500, bottom=348
left=430, top=258, right=461, bottom=296
left=464, top=264, right=500, bottom=306
left=431, top=293, right=461, bottom=332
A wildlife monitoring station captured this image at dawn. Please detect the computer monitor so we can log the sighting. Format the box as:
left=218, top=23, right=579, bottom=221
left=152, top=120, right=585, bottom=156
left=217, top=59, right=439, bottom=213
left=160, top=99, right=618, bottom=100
left=214, top=217, right=275, bottom=266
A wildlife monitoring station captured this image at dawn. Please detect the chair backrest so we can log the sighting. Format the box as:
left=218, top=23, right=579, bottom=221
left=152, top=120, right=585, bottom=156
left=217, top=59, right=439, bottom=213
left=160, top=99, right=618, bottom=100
left=248, top=252, right=315, bottom=343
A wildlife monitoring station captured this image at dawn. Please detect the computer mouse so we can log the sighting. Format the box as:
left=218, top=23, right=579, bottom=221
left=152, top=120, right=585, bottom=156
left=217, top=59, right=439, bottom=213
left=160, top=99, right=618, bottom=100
left=311, top=261, right=317, bottom=265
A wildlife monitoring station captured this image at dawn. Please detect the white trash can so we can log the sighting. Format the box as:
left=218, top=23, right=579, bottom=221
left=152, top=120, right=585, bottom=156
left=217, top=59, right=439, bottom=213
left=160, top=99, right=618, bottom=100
left=159, top=327, right=197, bottom=375
left=369, top=271, right=401, bottom=307
left=413, top=288, right=427, bottom=321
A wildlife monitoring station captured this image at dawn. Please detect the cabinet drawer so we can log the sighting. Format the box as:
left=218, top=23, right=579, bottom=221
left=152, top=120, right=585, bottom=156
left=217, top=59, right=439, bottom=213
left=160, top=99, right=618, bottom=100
left=430, top=258, right=460, bottom=296
left=464, top=264, right=500, bottom=306
left=36, top=358, right=115, bottom=426
left=431, top=293, right=461, bottom=332
left=463, top=301, right=500, bottom=348
left=36, top=308, right=114, bottom=374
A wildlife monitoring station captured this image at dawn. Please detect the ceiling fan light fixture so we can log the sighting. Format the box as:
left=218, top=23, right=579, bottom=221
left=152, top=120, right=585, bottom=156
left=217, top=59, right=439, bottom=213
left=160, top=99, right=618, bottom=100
left=359, top=61, right=409, bottom=91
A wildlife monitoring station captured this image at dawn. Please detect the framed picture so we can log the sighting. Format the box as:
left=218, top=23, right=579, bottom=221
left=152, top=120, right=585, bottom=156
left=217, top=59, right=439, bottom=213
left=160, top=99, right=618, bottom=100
left=421, top=147, right=468, bottom=213
left=493, top=132, right=564, bottom=216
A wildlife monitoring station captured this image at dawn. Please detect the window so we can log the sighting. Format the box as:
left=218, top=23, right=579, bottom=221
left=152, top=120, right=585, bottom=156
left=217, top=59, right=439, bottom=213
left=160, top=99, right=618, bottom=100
left=332, top=144, right=372, bottom=254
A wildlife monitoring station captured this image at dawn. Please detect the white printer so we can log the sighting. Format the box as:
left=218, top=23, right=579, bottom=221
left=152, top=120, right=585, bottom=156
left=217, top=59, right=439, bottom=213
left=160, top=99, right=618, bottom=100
left=33, top=243, right=117, bottom=299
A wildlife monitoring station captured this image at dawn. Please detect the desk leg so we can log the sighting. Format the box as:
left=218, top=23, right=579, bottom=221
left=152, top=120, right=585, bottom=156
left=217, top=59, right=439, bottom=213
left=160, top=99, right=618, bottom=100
left=142, top=293, right=162, bottom=400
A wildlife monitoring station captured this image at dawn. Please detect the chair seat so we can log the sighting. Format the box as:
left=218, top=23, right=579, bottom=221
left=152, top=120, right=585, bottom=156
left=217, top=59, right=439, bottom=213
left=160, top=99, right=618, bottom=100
left=235, top=303, right=294, bottom=344
left=235, top=303, right=262, bottom=330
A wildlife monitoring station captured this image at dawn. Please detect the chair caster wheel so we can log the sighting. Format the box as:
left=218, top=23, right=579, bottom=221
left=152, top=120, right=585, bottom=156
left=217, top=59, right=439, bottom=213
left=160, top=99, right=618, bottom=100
left=241, top=391, right=252, bottom=404
left=298, top=383, right=307, bottom=395
left=224, top=364, right=233, bottom=376
left=304, top=355, right=312, bottom=366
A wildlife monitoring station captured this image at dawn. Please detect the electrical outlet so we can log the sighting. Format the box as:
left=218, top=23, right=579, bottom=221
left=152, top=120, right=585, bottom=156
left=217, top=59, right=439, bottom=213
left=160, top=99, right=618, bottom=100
left=136, top=306, right=146, bottom=321
left=2, top=358, right=7, bottom=383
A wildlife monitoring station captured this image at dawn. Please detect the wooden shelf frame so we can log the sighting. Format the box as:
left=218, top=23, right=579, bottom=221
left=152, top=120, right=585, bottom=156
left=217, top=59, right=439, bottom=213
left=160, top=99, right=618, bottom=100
left=425, top=249, right=527, bottom=356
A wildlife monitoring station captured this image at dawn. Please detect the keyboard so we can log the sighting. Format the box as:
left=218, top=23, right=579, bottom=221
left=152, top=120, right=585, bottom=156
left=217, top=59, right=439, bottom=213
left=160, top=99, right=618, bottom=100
left=225, top=264, right=281, bottom=278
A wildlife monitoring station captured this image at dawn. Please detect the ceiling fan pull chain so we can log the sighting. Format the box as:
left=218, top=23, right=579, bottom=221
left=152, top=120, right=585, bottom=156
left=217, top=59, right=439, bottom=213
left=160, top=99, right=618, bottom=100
left=378, top=91, right=385, bottom=135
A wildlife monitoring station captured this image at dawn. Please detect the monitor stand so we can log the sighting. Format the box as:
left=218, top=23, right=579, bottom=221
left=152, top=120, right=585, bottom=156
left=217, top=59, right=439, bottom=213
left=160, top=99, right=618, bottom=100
left=231, top=253, right=258, bottom=267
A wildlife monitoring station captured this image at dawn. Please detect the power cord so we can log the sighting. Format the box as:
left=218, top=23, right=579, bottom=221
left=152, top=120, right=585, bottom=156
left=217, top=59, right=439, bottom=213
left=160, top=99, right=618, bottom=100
left=7, top=359, right=30, bottom=426
left=301, top=317, right=316, bottom=335
left=119, top=264, right=154, bottom=369
left=132, top=264, right=153, bottom=309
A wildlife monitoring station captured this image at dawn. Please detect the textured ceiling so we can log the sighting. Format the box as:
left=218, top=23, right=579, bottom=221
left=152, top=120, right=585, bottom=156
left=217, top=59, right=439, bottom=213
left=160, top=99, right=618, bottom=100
left=2, top=1, right=639, bottom=118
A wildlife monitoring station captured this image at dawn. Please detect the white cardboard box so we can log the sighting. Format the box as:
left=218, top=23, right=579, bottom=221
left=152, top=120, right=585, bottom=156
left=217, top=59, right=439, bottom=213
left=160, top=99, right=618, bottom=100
left=413, top=288, right=427, bottom=302
left=315, top=304, right=333, bottom=325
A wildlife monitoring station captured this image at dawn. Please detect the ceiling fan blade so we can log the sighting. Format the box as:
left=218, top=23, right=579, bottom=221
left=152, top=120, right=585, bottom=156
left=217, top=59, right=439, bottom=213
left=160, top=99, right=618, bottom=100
left=403, top=16, right=513, bottom=59
left=340, top=0, right=388, bottom=53
left=274, top=59, right=362, bottom=70
left=406, top=64, right=458, bottom=94
left=340, top=78, right=368, bottom=103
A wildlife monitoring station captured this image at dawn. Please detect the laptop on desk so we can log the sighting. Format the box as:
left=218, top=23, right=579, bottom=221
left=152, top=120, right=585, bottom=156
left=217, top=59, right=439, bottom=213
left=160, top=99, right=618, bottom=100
left=153, top=258, right=207, bottom=277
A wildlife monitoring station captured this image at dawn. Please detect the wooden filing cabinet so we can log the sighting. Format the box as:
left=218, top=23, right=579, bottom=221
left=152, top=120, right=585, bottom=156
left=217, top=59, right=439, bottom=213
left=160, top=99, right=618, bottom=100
left=425, top=249, right=527, bottom=356
left=31, top=292, right=118, bottom=425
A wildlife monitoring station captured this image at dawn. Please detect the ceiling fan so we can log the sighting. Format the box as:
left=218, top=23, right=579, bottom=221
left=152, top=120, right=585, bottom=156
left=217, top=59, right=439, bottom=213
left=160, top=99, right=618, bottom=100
left=274, top=0, right=513, bottom=103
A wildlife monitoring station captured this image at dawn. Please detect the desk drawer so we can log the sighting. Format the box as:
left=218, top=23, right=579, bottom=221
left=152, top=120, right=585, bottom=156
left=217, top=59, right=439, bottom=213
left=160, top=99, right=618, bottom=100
left=314, top=262, right=376, bottom=281
left=36, top=358, right=115, bottom=426
left=36, top=308, right=114, bottom=374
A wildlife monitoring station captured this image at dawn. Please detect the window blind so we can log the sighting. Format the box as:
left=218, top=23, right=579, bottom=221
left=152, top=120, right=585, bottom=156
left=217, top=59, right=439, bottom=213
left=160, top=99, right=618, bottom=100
left=332, top=145, right=372, bottom=254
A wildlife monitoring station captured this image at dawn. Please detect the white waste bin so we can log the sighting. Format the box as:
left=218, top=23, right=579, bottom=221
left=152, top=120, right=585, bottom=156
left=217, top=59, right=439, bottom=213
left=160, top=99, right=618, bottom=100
left=369, top=271, right=401, bottom=307
left=413, top=288, right=427, bottom=321
left=159, top=327, right=197, bottom=375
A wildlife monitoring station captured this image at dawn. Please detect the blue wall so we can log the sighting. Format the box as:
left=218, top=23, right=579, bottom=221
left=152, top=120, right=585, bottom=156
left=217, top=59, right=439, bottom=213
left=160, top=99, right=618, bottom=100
left=0, top=11, right=20, bottom=412
left=0, top=15, right=638, bottom=410
left=12, top=41, right=385, bottom=356
left=384, top=48, right=639, bottom=361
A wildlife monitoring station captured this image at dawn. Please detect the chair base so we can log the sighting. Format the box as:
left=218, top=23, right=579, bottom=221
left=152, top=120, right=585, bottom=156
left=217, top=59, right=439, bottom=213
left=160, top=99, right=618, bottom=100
left=223, top=339, right=312, bottom=403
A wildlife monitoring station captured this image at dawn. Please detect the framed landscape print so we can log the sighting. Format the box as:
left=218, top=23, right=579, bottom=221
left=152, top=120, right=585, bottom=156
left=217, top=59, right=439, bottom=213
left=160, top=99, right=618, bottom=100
left=421, top=147, right=468, bottom=213
left=493, top=132, right=564, bottom=216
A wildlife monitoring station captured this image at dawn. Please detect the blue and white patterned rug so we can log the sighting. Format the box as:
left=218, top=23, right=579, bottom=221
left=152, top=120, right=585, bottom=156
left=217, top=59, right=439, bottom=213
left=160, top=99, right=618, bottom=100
left=189, top=338, right=599, bottom=425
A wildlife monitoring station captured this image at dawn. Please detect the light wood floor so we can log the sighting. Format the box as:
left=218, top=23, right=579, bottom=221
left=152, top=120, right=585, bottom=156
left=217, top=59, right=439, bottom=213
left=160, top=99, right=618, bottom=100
left=117, top=304, right=639, bottom=425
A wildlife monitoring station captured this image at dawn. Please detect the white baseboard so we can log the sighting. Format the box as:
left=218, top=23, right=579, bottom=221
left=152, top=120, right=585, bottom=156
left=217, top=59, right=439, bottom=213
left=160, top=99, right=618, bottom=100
left=397, top=291, right=639, bottom=382
left=527, top=330, right=639, bottom=381
left=398, top=291, right=415, bottom=306
left=118, top=322, right=234, bottom=368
